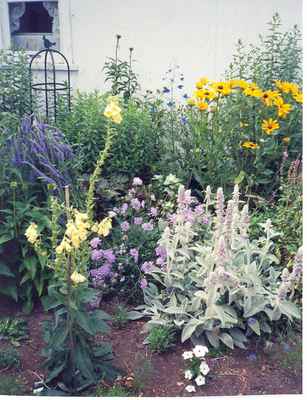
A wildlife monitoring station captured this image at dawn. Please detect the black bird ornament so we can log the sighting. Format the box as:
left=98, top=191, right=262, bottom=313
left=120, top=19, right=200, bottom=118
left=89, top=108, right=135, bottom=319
left=43, top=35, right=56, bottom=49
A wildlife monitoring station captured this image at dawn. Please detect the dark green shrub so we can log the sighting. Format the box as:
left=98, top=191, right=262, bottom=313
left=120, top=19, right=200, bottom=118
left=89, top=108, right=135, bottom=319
left=0, top=50, right=31, bottom=117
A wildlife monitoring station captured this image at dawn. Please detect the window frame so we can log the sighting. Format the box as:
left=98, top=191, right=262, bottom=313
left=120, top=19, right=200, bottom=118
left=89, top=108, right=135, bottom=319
left=0, top=0, right=76, bottom=69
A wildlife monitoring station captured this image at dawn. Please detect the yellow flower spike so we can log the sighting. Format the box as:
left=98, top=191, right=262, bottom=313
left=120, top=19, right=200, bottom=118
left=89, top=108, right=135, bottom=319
left=97, top=217, right=112, bottom=237
left=241, top=141, right=259, bottom=149
left=197, top=101, right=209, bottom=111
left=70, top=270, right=87, bottom=285
left=56, top=238, right=72, bottom=254
left=25, top=223, right=39, bottom=244
left=282, top=137, right=290, bottom=144
left=277, top=103, right=292, bottom=118
left=262, top=118, right=280, bottom=135
left=104, top=96, right=122, bottom=124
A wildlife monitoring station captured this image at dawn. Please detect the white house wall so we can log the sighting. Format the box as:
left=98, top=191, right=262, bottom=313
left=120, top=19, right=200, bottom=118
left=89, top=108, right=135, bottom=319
left=0, top=0, right=303, bottom=93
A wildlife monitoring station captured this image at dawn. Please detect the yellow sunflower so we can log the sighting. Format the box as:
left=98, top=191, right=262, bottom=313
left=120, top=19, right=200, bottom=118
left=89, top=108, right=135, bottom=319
left=197, top=101, right=209, bottom=111
left=277, top=103, right=292, bottom=118
left=293, top=91, right=303, bottom=104
left=241, top=141, right=259, bottom=149
left=211, top=81, right=232, bottom=96
left=243, top=83, right=262, bottom=98
left=262, top=118, right=280, bottom=134
left=261, top=90, right=281, bottom=106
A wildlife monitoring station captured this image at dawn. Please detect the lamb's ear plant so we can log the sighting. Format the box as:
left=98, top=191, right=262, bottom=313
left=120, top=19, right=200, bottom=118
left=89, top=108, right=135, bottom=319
left=25, top=100, right=123, bottom=394
left=132, top=184, right=302, bottom=350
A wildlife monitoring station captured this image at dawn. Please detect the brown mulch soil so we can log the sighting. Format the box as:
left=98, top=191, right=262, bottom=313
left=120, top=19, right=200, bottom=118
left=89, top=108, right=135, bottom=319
left=0, top=297, right=302, bottom=396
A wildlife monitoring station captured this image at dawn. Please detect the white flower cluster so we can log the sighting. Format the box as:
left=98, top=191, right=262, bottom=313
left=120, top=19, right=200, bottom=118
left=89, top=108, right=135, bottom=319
left=182, top=345, right=210, bottom=393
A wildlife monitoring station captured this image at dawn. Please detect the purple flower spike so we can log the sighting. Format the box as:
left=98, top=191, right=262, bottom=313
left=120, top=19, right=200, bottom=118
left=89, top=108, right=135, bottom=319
left=90, top=237, right=101, bottom=249
left=140, top=278, right=148, bottom=289
left=129, top=248, right=139, bottom=263
left=142, top=222, right=154, bottom=232
left=121, top=221, right=130, bottom=232
left=102, top=249, right=116, bottom=264
left=91, top=249, right=104, bottom=261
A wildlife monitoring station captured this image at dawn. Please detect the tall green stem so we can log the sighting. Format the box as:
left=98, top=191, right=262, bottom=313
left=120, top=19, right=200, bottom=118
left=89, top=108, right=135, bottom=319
left=64, top=186, right=75, bottom=385
left=86, top=123, right=115, bottom=222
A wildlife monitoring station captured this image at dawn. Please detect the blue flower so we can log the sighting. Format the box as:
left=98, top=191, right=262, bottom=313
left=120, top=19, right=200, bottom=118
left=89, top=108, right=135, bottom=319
left=162, top=87, right=170, bottom=94
left=247, top=353, right=257, bottom=361
left=282, top=343, right=291, bottom=353
left=180, top=116, right=188, bottom=125
left=167, top=101, right=175, bottom=107
left=177, top=84, right=184, bottom=89
left=183, top=93, right=189, bottom=99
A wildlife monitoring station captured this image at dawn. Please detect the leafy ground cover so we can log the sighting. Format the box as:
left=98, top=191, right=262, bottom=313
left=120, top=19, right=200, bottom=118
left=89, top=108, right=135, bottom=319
left=0, top=297, right=301, bottom=396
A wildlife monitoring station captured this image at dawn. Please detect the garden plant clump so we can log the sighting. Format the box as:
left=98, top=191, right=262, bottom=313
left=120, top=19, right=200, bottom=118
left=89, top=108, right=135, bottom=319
left=134, top=184, right=301, bottom=349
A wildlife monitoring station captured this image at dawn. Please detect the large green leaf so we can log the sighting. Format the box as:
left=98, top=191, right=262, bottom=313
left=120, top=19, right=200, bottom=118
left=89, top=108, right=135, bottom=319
left=0, top=283, right=18, bottom=301
left=0, top=261, right=14, bottom=277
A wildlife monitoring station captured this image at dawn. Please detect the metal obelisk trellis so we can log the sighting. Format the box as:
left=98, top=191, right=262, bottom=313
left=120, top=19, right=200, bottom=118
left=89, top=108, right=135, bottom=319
left=29, top=47, right=71, bottom=123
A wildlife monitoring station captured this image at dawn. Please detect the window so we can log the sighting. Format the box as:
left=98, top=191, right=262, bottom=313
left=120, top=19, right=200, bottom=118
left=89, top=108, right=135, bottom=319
left=9, top=1, right=59, bottom=51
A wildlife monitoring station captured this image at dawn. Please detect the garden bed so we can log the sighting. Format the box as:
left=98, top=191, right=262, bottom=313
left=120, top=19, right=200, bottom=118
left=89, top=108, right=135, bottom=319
left=0, top=297, right=302, bottom=397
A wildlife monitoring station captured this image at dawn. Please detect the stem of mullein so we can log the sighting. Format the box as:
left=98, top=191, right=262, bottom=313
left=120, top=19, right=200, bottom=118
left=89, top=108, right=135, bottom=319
left=12, top=185, right=17, bottom=237
left=114, top=34, right=121, bottom=95
left=64, top=185, right=75, bottom=385
left=128, top=47, right=133, bottom=98
left=86, top=123, right=114, bottom=223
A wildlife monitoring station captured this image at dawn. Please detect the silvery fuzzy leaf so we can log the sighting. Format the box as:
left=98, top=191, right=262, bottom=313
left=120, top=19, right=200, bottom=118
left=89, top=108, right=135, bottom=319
left=219, top=332, right=234, bottom=349
left=181, top=319, right=202, bottom=342
left=205, top=330, right=220, bottom=348
left=247, top=318, right=260, bottom=335
left=278, top=301, right=301, bottom=320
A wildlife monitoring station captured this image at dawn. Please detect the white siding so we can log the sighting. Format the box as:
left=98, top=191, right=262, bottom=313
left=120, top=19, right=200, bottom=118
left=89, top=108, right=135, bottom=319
left=0, top=0, right=303, bottom=92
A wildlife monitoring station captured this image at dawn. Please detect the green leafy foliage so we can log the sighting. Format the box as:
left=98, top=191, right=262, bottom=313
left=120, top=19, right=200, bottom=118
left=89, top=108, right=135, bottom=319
left=94, top=384, right=133, bottom=397
left=0, top=346, right=20, bottom=369
left=0, top=375, right=26, bottom=395
left=145, top=325, right=176, bottom=353
left=103, top=35, right=139, bottom=100
left=0, top=50, right=31, bottom=117
left=226, top=13, right=302, bottom=87
left=0, top=318, right=28, bottom=346
left=112, top=304, right=130, bottom=328
left=42, top=283, right=120, bottom=394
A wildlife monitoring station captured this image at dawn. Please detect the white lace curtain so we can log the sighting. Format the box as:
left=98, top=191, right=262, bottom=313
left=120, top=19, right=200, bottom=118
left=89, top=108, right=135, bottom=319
left=9, top=2, right=26, bottom=33
left=10, top=1, right=59, bottom=35
left=43, top=1, right=59, bottom=38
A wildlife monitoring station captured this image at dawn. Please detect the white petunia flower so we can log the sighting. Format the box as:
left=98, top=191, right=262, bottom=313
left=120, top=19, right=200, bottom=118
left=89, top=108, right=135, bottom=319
left=195, top=375, right=206, bottom=386
left=182, top=351, right=194, bottom=360
left=193, top=345, right=209, bottom=358
left=199, top=361, right=210, bottom=375
left=185, top=385, right=196, bottom=393
left=184, top=370, right=193, bottom=380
